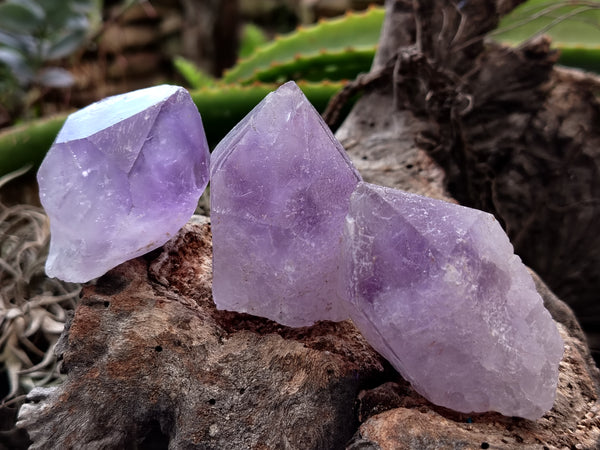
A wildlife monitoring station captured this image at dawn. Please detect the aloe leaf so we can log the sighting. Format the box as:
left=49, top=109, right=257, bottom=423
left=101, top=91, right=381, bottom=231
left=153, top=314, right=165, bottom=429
left=223, top=6, right=384, bottom=84
left=0, top=114, right=67, bottom=177
left=173, top=56, right=216, bottom=89
left=557, top=45, right=600, bottom=73
left=239, top=23, right=268, bottom=59
left=191, top=81, right=345, bottom=147
left=0, top=81, right=346, bottom=176
left=493, top=0, right=600, bottom=72
left=249, top=47, right=376, bottom=84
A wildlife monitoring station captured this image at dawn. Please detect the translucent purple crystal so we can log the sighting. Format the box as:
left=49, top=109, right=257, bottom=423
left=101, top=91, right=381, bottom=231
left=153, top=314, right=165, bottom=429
left=342, top=182, right=564, bottom=419
left=210, top=81, right=361, bottom=327
left=38, top=85, right=210, bottom=282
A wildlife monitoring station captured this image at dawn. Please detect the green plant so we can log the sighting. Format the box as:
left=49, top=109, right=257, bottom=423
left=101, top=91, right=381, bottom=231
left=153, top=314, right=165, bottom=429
left=1, top=1, right=599, bottom=178
left=239, top=23, right=268, bottom=60
left=0, top=0, right=101, bottom=119
left=222, top=7, right=384, bottom=84
left=173, top=56, right=216, bottom=89
left=0, top=6, right=384, bottom=176
left=176, top=7, right=383, bottom=88
left=0, top=81, right=345, bottom=175
left=492, top=0, right=600, bottom=73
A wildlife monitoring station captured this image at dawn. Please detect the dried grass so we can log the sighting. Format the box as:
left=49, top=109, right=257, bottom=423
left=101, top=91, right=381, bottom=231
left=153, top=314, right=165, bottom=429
left=0, top=167, right=80, bottom=404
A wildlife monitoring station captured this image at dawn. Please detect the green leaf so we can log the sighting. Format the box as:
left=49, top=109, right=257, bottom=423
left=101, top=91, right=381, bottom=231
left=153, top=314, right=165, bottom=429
left=0, top=30, right=24, bottom=49
left=557, top=45, right=600, bottom=73
left=0, top=1, right=45, bottom=34
left=70, top=0, right=100, bottom=14
left=43, top=0, right=95, bottom=33
left=35, top=67, right=74, bottom=88
left=0, top=48, right=34, bottom=84
left=493, top=0, right=600, bottom=72
left=239, top=23, right=268, bottom=59
left=223, top=7, right=384, bottom=83
left=191, top=81, right=345, bottom=147
left=0, top=81, right=346, bottom=175
left=495, top=0, right=600, bottom=46
left=173, top=56, right=215, bottom=89
left=0, top=47, right=25, bottom=68
left=45, top=29, right=87, bottom=60
left=249, top=47, right=375, bottom=83
left=0, top=32, right=37, bottom=56
left=40, top=0, right=71, bottom=28
left=0, top=113, right=68, bottom=177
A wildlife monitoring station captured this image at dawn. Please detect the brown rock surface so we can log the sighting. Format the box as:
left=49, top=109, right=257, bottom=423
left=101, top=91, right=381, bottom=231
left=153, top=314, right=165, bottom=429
left=17, top=219, right=385, bottom=449
left=16, top=218, right=600, bottom=449
left=15, top=219, right=600, bottom=449
left=347, top=320, right=600, bottom=449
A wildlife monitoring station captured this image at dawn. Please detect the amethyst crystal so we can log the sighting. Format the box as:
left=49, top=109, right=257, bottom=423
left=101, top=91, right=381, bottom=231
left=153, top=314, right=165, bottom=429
left=210, top=81, right=361, bottom=327
left=342, top=182, right=564, bottom=419
left=38, top=85, right=210, bottom=282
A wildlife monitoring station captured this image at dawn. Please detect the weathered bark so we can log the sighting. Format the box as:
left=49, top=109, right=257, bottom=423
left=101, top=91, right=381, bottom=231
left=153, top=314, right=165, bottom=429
left=339, top=0, right=600, bottom=358
left=16, top=218, right=385, bottom=449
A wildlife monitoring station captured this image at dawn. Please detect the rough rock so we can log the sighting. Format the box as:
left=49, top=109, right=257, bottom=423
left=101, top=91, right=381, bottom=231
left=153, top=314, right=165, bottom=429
left=347, top=319, right=600, bottom=449
left=15, top=219, right=600, bottom=449
left=16, top=219, right=385, bottom=449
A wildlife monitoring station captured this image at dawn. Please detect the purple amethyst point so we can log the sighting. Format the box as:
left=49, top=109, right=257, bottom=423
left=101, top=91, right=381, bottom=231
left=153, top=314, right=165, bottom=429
left=342, top=182, right=564, bottom=420
left=38, top=85, right=210, bottom=282
left=210, top=81, right=362, bottom=327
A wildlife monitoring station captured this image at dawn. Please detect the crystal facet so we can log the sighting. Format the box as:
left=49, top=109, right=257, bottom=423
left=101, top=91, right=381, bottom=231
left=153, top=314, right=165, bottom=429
left=210, top=81, right=362, bottom=327
left=342, top=182, right=564, bottom=419
left=38, top=85, right=210, bottom=282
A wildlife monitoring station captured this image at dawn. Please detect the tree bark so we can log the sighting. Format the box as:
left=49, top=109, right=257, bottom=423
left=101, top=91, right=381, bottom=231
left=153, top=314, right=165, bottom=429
left=335, top=0, right=600, bottom=358
left=334, top=0, right=600, bottom=446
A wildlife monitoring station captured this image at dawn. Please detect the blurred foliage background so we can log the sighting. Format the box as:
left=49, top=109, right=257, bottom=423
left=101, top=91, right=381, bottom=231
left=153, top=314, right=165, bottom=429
left=0, top=0, right=382, bottom=131
left=0, top=0, right=597, bottom=135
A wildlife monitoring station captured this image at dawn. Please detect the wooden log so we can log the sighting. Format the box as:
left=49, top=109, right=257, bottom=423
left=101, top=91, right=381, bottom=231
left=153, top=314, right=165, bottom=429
left=334, top=0, right=600, bottom=446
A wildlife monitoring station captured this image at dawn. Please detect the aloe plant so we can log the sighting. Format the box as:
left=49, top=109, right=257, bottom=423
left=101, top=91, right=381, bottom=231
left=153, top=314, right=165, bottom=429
left=223, top=6, right=383, bottom=84
left=492, top=0, right=600, bottom=73
left=0, top=7, right=384, bottom=177
left=239, top=23, right=269, bottom=59
left=173, top=56, right=216, bottom=89
left=0, top=81, right=345, bottom=176
left=2, top=1, right=598, bottom=178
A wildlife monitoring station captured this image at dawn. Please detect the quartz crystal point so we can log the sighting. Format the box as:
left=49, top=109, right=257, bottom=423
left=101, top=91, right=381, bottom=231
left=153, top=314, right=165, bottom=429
left=342, top=182, right=564, bottom=420
left=210, top=81, right=361, bottom=327
left=38, top=85, right=210, bottom=282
